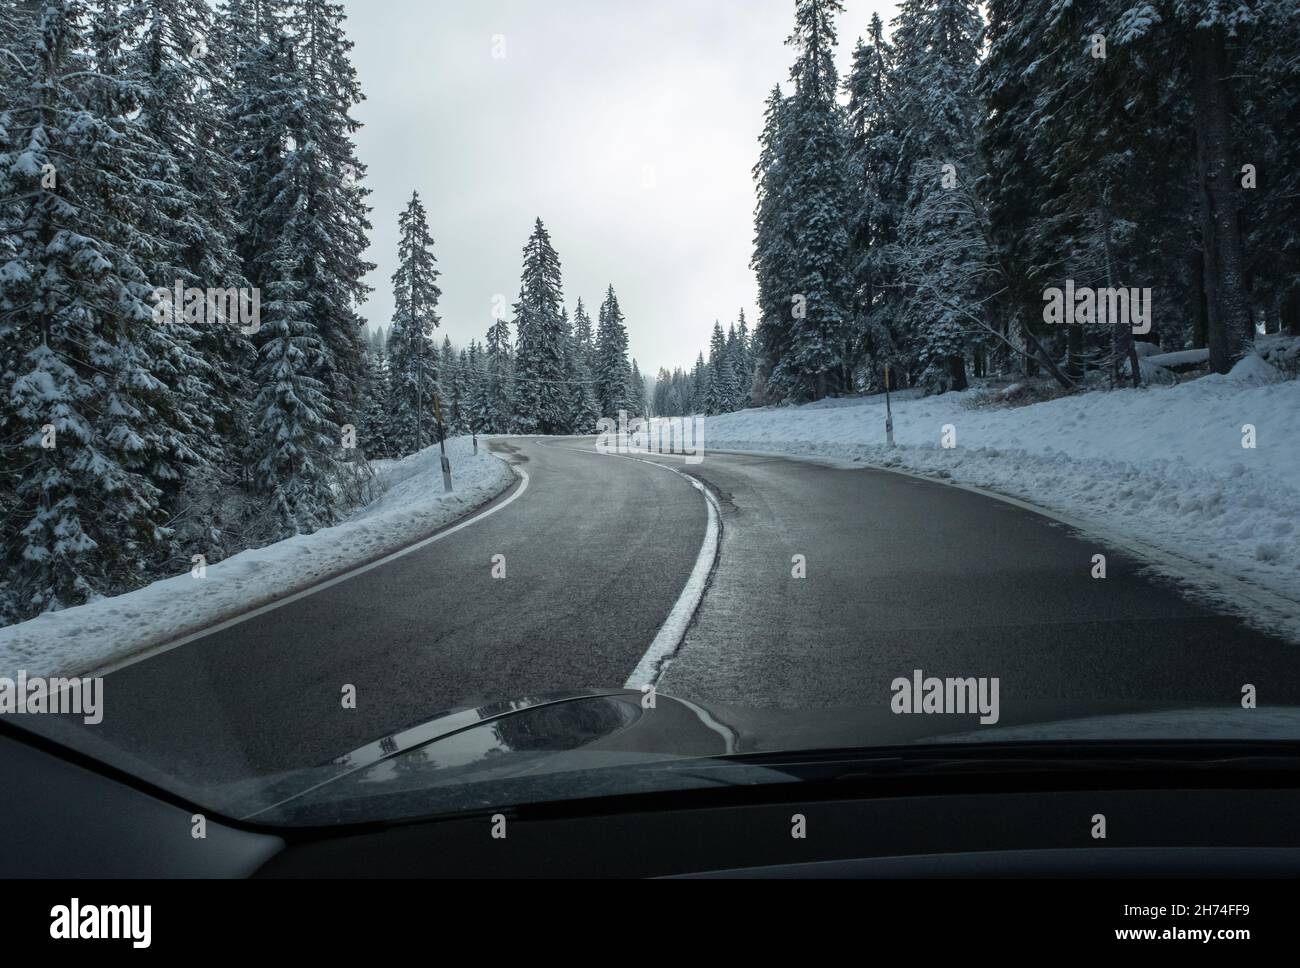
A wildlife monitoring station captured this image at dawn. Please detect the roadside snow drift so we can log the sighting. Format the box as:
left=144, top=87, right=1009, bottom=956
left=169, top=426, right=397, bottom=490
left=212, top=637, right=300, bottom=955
left=0, top=437, right=515, bottom=677
left=694, top=352, right=1300, bottom=642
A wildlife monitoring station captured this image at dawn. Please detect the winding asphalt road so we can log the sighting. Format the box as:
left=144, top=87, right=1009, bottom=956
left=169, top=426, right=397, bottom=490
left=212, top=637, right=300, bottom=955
left=70, top=436, right=1300, bottom=786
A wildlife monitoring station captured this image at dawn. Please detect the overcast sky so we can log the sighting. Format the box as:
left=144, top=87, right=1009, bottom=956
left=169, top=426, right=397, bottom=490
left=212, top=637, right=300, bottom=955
left=342, top=0, right=897, bottom=375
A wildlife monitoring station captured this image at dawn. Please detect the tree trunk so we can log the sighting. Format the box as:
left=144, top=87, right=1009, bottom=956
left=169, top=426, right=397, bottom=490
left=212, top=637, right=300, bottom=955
left=1286, top=288, right=1300, bottom=337
left=947, top=354, right=968, bottom=392
left=1191, top=24, right=1252, bottom=373
left=1066, top=324, right=1084, bottom=380
left=1191, top=248, right=1209, bottom=347
left=1266, top=294, right=1281, bottom=336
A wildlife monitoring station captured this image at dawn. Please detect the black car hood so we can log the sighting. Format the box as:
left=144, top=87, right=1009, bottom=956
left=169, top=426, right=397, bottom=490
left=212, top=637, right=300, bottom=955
left=209, top=690, right=1300, bottom=827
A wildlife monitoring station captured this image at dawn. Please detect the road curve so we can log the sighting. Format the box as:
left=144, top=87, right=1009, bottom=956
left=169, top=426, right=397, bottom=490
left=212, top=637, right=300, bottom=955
left=85, top=438, right=708, bottom=783
left=629, top=448, right=1300, bottom=716
left=53, top=437, right=1300, bottom=789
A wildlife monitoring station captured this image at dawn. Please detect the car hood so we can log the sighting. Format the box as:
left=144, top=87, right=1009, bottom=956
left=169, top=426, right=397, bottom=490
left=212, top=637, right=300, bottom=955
left=209, top=690, right=1300, bottom=827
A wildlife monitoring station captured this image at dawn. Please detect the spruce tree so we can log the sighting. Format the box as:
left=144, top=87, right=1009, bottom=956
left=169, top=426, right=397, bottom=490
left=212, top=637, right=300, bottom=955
left=463, top=340, right=486, bottom=435
left=628, top=359, right=647, bottom=419
left=889, top=0, right=986, bottom=392
left=752, top=85, right=797, bottom=402
left=706, top=321, right=737, bottom=414
left=781, top=0, right=855, bottom=399
left=283, top=0, right=374, bottom=413
left=447, top=344, right=468, bottom=436
left=386, top=191, right=441, bottom=454
left=483, top=315, right=513, bottom=433
left=573, top=297, right=595, bottom=371
left=251, top=240, right=337, bottom=535
left=844, top=12, right=903, bottom=384
left=1, top=0, right=200, bottom=616
left=133, top=0, right=254, bottom=476
left=562, top=310, right=600, bottom=433
left=594, top=284, right=631, bottom=417
left=511, top=218, right=568, bottom=434
left=733, top=310, right=755, bottom=408
left=690, top=353, right=709, bottom=414
left=358, top=336, right=393, bottom=460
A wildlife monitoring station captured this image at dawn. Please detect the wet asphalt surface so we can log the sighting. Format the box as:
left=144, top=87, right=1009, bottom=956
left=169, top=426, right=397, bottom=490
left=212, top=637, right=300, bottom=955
left=55, top=437, right=1300, bottom=786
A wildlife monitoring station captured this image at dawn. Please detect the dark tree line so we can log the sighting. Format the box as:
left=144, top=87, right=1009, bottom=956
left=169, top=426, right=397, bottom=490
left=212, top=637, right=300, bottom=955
left=747, top=0, right=1300, bottom=403
left=361, top=216, right=647, bottom=458
left=0, top=0, right=376, bottom=621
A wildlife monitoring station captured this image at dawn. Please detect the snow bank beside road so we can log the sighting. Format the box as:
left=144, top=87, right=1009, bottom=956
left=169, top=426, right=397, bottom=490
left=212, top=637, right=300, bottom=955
left=0, top=437, right=515, bottom=677
left=695, top=357, right=1300, bottom=641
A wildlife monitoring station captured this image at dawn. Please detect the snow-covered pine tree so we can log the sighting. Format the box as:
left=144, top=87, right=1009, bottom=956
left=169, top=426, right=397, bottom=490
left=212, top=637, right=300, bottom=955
left=386, top=191, right=441, bottom=454
left=132, top=0, right=254, bottom=476
left=230, top=26, right=305, bottom=304
left=723, top=322, right=742, bottom=408
left=447, top=344, right=468, bottom=436
left=982, top=0, right=1184, bottom=388
left=628, top=359, right=647, bottom=419
left=1111, top=0, right=1256, bottom=371
left=652, top=368, right=670, bottom=416
left=0, top=0, right=206, bottom=617
left=780, top=0, right=855, bottom=400
left=82, top=0, right=226, bottom=500
left=889, top=0, right=985, bottom=392
left=358, top=335, right=393, bottom=460
left=218, top=0, right=268, bottom=62
left=250, top=239, right=337, bottom=535
left=844, top=12, right=903, bottom=386
left=437, top=335, right=456, bottom=438
left=572, top=357, right=600, bottom=433
left=559, top=308, right=599, bottom=433
left=978, top=0, right=1056, bottom=380
left=706, top=321, right=737, bottom=414
left=283, top=0, right=374, bottom=416
left=463, top=340, right=486, bottom=435
left=511, top=218, right=568, bottom=434
left=732, top=309, right=755, bottom=408
left=483, top=315, right=513, bottom=433
left=573, top=296, right=595, bottom=371
left=1241, top=1, right=1300, bottom=335
left=690, top=352, right=709, bottom=414
left=751, top=84, right=797, bottom=403
left=594, top=284, right=631, bottom=417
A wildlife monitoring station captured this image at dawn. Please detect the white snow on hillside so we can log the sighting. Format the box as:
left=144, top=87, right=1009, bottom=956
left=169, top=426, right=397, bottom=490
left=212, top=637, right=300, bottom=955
left=0, top=438, right=515, bottom=677
left=693, top=349, right=1300, bottom=642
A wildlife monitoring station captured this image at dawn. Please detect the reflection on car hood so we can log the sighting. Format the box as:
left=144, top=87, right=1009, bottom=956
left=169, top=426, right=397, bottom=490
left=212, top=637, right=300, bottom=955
left=217, top=690, right=1300, bottom=826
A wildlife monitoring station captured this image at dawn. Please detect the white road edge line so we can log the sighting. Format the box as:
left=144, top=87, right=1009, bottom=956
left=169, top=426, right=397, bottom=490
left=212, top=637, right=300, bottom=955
left=85, top=466, right=531, bottom=678
left=612, top=453, right=721, bottom=689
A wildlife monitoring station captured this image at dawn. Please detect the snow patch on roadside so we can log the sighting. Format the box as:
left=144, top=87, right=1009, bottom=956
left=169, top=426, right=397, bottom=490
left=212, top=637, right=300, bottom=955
left=0, top=437, right=515, bottom=677
left=692, top=362, right=1300, bottom=641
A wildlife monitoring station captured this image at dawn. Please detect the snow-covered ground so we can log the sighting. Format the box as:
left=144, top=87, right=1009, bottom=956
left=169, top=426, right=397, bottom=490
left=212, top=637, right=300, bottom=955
left=691, top=347, right=1300, bottom=643
left=0, top=437, right=515, bottom=677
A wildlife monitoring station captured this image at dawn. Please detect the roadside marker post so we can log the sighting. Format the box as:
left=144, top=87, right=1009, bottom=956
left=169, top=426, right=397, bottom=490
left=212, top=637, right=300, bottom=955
left=884, top=365, right=895, bottom=447
left=434, top=394, right=453, bottom=493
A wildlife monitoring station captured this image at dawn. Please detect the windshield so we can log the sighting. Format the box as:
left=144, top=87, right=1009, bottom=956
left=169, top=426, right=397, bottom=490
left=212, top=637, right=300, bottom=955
left=1, top=0, right=1298, bottom=830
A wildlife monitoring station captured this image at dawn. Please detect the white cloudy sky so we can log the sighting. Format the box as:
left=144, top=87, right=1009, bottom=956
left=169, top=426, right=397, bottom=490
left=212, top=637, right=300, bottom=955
left=343, top=0, right=897, bottom=375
